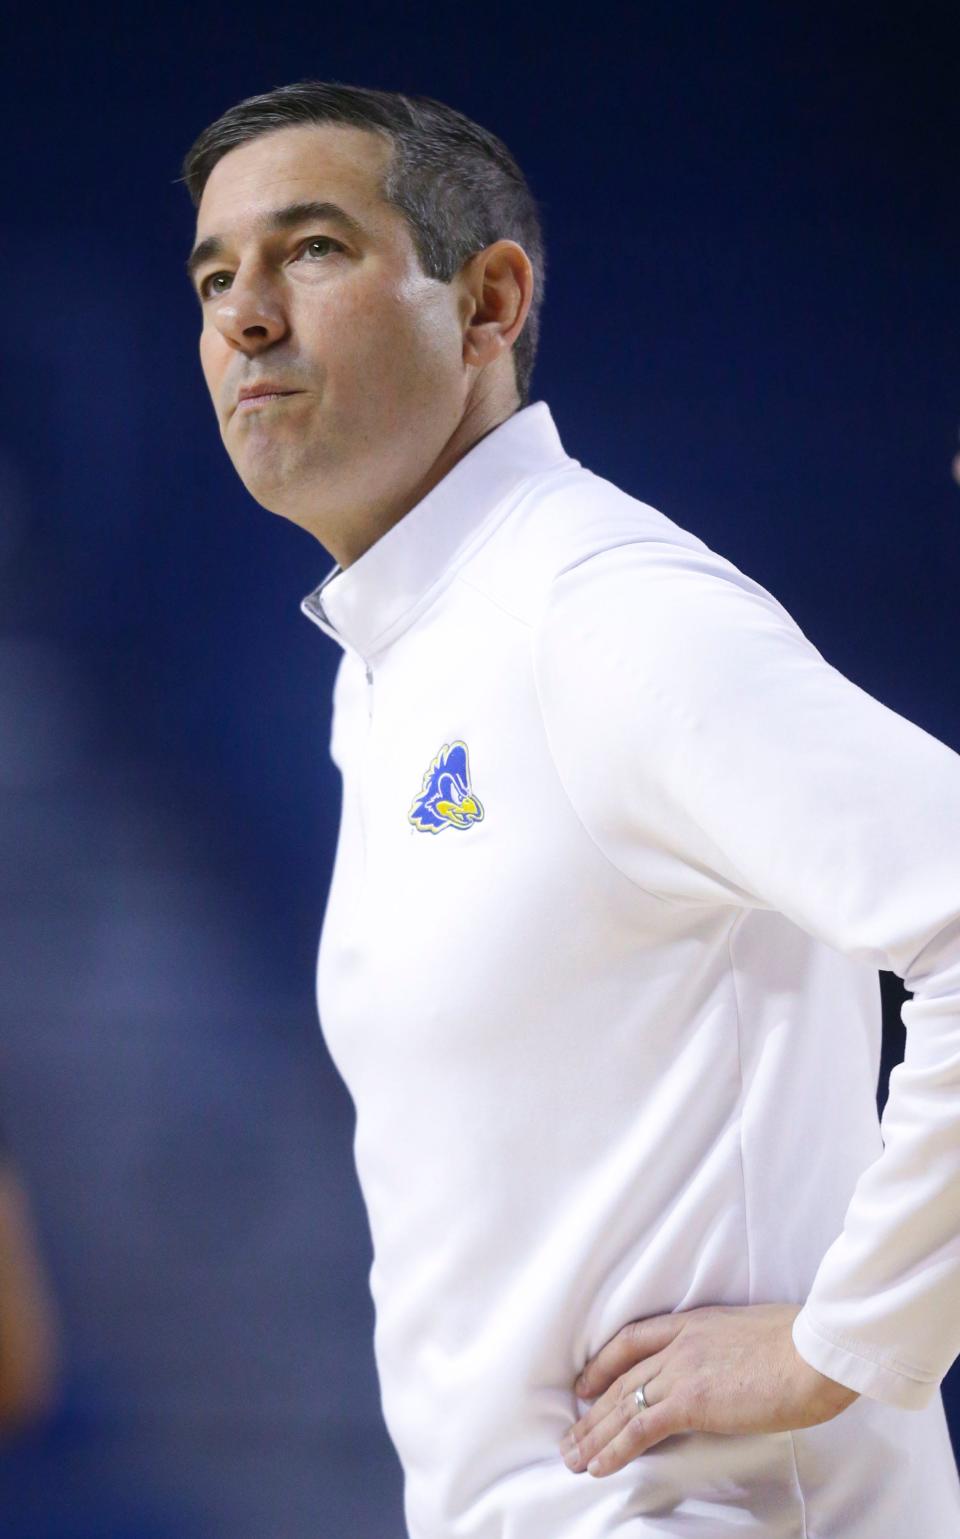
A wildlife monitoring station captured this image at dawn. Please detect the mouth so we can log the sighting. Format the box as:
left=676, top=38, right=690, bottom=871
left=235, top=390, right=302, bottom=413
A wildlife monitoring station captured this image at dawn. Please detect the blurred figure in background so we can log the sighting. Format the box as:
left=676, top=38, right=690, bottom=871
left=0, top=1131, right=62, bottom=1436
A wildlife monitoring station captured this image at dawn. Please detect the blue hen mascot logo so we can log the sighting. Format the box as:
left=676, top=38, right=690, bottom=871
left=408, top=741, right=484, bottom=834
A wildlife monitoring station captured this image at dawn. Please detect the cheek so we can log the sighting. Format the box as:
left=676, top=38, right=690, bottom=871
left=360, top=278, right=456, bottom=365
left=198, top=330, right=223, bottom=398
left=379, top=300, right=461, bottom=393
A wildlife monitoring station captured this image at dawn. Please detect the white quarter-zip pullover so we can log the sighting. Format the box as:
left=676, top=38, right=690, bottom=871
left=300, top=400, right=960, bottom=1537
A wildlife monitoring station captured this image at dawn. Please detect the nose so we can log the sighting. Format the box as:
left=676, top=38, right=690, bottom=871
left=210, top=263, right=290, bottom=351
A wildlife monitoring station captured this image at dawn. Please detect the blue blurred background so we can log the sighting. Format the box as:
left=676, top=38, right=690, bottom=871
left=1, top=3, right=957, bottom=1534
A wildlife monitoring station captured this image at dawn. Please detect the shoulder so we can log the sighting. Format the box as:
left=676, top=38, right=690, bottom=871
left=459, top=464, right=714, bottom=627
left=524, top=492, right=823, bottom=760
left=473, top=459, right=804, bottom=638
left=464, top=463, right=806, bottom=652
left=536, top=534, right=810, bottom=664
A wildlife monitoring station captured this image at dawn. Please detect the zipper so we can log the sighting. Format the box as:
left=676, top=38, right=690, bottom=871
left=299, top=589, right=374, bottom=860
left=336, top=647, right=374, bottom=861
left=353, top=660, right=372, bottom=871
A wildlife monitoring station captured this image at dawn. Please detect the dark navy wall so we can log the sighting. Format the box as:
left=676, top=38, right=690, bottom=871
left=1, top=4, right=957, bottom=1534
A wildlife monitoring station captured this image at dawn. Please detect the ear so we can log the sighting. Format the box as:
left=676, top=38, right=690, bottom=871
left=460, top=240, right=534, bottom=371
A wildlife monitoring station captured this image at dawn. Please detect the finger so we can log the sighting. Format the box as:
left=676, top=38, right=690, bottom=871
left=563, top=1370, right=666, bottom=1473
left=585, top=1391, right=679, bottom=1477
left=575, top=1313, right=684, bottom=1400
left=569, top=1350, right=668, bottom=1444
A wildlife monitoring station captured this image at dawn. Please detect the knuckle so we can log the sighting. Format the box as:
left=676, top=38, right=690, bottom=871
left=625, top=1319, right=647, bottom=1353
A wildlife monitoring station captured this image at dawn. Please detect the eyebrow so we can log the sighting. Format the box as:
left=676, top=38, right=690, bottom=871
left=185, top=199, right=366, bottom=289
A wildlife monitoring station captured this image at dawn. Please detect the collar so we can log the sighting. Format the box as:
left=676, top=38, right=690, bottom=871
left=300, top=399, right=575, bottom=660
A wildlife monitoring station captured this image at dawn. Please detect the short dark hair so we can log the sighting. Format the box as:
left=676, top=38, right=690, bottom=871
left=178, top=80, right=547, bottom=409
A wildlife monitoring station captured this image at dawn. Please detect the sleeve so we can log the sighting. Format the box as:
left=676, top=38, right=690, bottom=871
left=530, top=538, right=960, bottom=1411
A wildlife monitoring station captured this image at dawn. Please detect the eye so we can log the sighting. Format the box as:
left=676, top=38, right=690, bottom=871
left=297, top=235, right=344, bottom=264
left=199, top=235, right=344, bottom=299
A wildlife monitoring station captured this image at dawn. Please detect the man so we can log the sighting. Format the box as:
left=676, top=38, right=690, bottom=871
left=180, top=81, right=960, bottom=1537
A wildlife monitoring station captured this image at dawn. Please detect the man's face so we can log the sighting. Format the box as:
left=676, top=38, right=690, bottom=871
left=190, top=122, right=495, bottom=547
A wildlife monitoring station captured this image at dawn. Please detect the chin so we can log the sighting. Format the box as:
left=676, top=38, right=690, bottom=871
left=231, top=445, right=289, bottom=501
left=243, top=481, right=287, bottom=515
left=240, top=467, right=304, bottom=520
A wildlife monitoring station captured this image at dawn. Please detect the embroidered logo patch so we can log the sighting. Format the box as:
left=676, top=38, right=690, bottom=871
left=408, top=740, right=484, bottom=834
